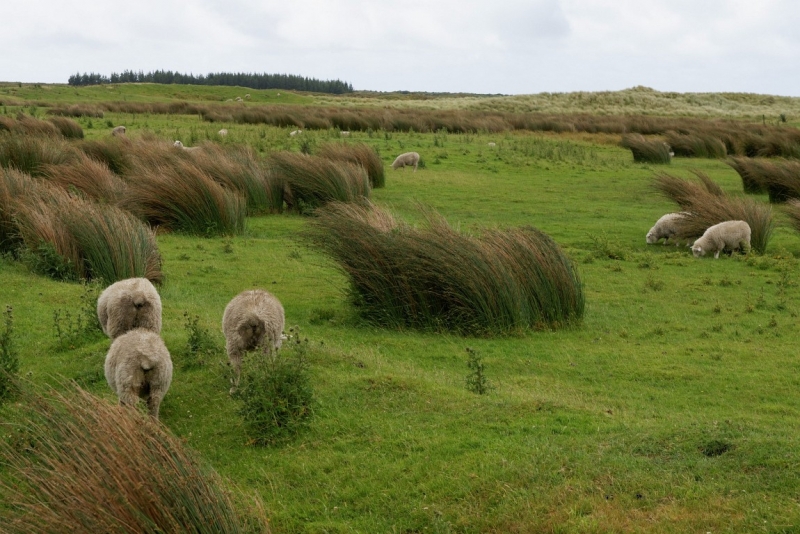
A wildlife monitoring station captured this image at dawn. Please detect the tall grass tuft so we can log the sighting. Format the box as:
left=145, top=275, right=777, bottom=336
left=305, top=201, right=584, bottom=335
left=47, top=116, right=84, bottom=139
left=269, top=152, right=370, bottom=214
left=726, top=157, right=800, bottom=202
left=664, top=131, right=727, bottom=158
left=0, top=134, right=77, bottom=175
left=46, top=104, right=105, bottom=118
left=40, top=153, right=127, bottom=203
left=653, top=170, right=774, bottom=254
left=784, top=200, right=800, bottom=234
left=317, top=142, right=386, bottom=188
left=620, top=134, right=672, bottom=164
left=0, top=168, right=37, bottom=254
left=78, top=136, right=134, bottom=175
left=0, top=382, right=255, bottom=533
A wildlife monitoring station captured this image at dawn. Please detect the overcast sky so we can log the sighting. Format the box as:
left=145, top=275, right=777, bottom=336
left=3, top=0, right=799, bottom=96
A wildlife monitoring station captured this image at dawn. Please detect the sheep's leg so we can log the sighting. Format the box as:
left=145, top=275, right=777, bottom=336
left=147, top=394, right=163, bottom=419
left=118, top=389, right=139, bottom=410
left=714, top=249, right=721, bottom=259
left=228, top=349, right=243, bottom=394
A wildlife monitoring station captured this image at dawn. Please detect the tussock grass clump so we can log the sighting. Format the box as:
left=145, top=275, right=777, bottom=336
left=306, top=201, right=584, bottom=335
left=46, top=104, right=105, bottom=118
left=784, top=199, right=800, bottom=234
left=77, top=136, right=134, bottom=175
left=726, top=157, right=800, bottom=202
left=653, top=171, right=774, bottom=254
left=317, top=142, right=385, bottom=188
left=40, top=153, right=127, bottom=203
left=0, top=383, right=252, bottom=533
left=0, top=168, right=38, bottom=254
left=620, top=134, right=672, bottom=164
left=0, top=134, right=77, bottom=175
left=11, top=114, right=61, bottom=137
left=664, top=131, right=727, bottom=158
left=47, top=116, right=84, bottom=139
left=269, top=152, right=370, bottom=214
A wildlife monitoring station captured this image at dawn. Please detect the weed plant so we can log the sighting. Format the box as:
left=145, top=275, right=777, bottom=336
left=465, top=347, right=491, bottom=395
left=0, top=383, right=252, bottom=533
left=306, top=201, right=584, bottom=335
left=234, top=332, right=315, bottom=445
left=317, top=142, right=386, bottom=188
left=52, top=281, right=103, bottom=350
left=0, top=305, right=19, bottom=401
left=654, top=170, right=774, bottom=253
left=620, top=134, right=672, bottom=163
left=182, top=311, right=218, bottom=369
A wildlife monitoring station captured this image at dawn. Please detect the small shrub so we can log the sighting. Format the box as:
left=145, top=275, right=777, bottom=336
left=52, top=281, right=103, bottom=350
left=182, top=312, right=218, bottom=369
left=588, top=232, right=628, bottom=261
left=0, top=305, right=19, bottom=401
left=234, top=336, right=315, bottom=445
left=465, top=347, right=491, bottom=395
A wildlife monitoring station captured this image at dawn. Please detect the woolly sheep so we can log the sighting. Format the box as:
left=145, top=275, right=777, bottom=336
left=173, top=140, right=199, bottom=151
left=340, top=131, right=350, bottom=137
left=391, top=151, right=420, bottom=172
left=488, top=142, right=496, bottom=147
left=235, top=96, right=243, bottom=102
left=691, top=220, right=751, bottom=259
left=105, top=328, right=173, bottom=419
left=290, top=129, right=302, bottom=137
left=222, top=289, right=285, bottom=390
left=646, top=212, right=690, bottom=246
left=217, top=128, right=228, bottom=137
left=97, top=277, right=162, bottom=340
left=111, top=125, right=126, bottom=136
left=244, top=94, right=251, bottom=99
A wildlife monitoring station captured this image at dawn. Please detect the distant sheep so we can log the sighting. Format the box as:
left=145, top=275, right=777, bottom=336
left=391, top=151, right=420, bottom=172
left=218, top=128, right=228, bottom=137
left=340, top=131, right=350, bottom=137
left=487, top=142, right=496, bottom=147
left=646, top=212, right=689, bottom=246
left=97, top=277, right=162, bottom=340
left=691, top=220, right=751, bottom=259
left=173, top=140, right=199, bottom=151
left=104, top=328, right=173, bottom=419
left=111, top=125, right=126, bottom=136
left=235, top=96, right=243, bottom=102
left=222, top=289, right=285, bottom=390
left=244, top=94, right=251, bottom=99
left=290, top=130, right=302, bottom=137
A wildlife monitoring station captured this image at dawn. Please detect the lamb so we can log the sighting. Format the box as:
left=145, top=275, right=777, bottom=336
left=222, top=289, right=285, bottom=390
left=97, top=277, right=162, bottom=340
left=391, top=151, right=420, bottom=172
left=104, top=328, right=173, bottom=419
left=111, top=125, right=126, bottom=136
left=646, top=212, right=690, bottom=246
left=217, top=128, right=228, bottom=137
left=691, top=220, right=751, bottom=259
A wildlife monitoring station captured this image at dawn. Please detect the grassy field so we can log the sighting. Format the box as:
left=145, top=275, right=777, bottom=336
left=2, top=84, right=800, bottom=532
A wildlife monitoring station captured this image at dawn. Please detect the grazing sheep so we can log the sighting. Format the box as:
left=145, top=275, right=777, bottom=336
left=97, top=277, right=162, bottom=340
left=105, top=328, right=173, bottom=419
left=391, top=151, right=420, bottom=172
left=290, top=129, right=302, bottom=137
left=111, top=125, right=126, bottom=136
left=691, top=220, right=751, bottom=259
left=340, top=131, right=350, bottom=137
left=488, top=142, right=496, bottom=147
left=235, top=96, right=243, bottom=102
left=646, top=212, right=689, bottom=246
left=173, top=140, right=199, bottom=151
left=244, top=94, right=251, bottom=99
left=222, top=289, right=285, bottom=390
left=218, top=128, right=228, bottom=137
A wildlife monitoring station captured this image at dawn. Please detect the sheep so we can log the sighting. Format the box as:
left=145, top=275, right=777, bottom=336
left=646, top=212, right=690, bottom=246
left=173, top=140, right=200, bottom=151
left=111, top=125, right=126, bottom=136
left=218, top=128, right=228, bottom=137
left=691, top=220, right=751, bottom=259
left=104, top=328, right=173, bottom=419
left=97, top=277, right=162, bottom=340
left=391, top=151, right=420, bottom=172
left=340, top=131, right=350, bottom=137
left=487, top=142, right=496, bottom=147
left=235, top=96, right=243, bottom=102
left=244, top=94, right=251, bottom=99
left=222, top=289, right=285, bottom=391
left=290, top=129, right=302, bottom=137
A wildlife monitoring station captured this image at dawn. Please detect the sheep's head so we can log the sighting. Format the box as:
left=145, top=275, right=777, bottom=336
left=691, top=245, right=705, bottom=258
left=646, top=230, right=658, bottom=244
left=238, top=316, right=265, bottom=348
left=173, top=140, right=183, bottom=148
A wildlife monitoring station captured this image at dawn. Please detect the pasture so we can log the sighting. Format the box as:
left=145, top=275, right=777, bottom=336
left=2, top=84, right=800, bottom=532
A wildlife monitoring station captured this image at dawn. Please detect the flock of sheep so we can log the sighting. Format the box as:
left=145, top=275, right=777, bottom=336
left=646, top=214, right=751, bottom=258
left=97, top=278, right=284, bottom=419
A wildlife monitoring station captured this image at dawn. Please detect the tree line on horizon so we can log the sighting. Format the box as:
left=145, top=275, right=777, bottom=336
left=67, top=70, right=354, bottom=94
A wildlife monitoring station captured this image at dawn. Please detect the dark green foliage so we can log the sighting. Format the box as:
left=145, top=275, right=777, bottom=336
left=306, top=202, right=584, bottom=335
left=0, top=383, right=253, bottom=532
left=465, top=347, right=491, bottom=395
left=653, top=171, right=774, bottom=254
left=234, top=335, right=315, bottom=445
left=52, top=281, right=103, bottom=350
left=0, top=305, right=19, bottom=402
left=182, top=311, right=218, bottom=369
left=620, top=134, right=672, bottom=164
left=317, top=142, right=386, bottom=188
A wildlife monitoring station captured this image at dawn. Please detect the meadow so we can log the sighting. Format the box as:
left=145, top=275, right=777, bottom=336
left=2, top=84, right=800, bottom=532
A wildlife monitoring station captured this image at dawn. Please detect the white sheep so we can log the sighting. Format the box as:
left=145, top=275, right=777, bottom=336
left=97, top=277, right=162, bottom=340
left=222, top=289, right=285, bottom=390
left=487, top=142, right=496, bottom=147
left=340, top=131, right=350, bottom=137
left=290, top=130, right=302, bottom=137
left=391, top=151, right=420, bottom=172
left=104, top=328, right=173, bottom=419
left=173, top=140, right=199, bottom=151
left=646, top=212, right=690, bottom=246
left=218, top=128, right=228, bottom=137
left=235, top=96, right=243, bottom=102
left=691, top=220, right=751, bottom=259
left=111, top=125, right=126, bottom=136
left=244, top=94, right=251, bottom=99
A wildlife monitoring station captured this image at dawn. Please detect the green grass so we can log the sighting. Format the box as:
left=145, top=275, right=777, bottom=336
left=2, top=84, right=800, bottom=532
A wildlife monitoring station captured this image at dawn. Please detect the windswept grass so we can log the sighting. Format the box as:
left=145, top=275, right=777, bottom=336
left=0, top=133, right=77, bottom=175
left=653, top=170, right=774, bottom=253
left=46, top=116, right=84, bottom=139
left=726, top=157, right=800, bottom=202
left=306, top=201, right=584, bottom=335
left=45, top=104, right=105, bottom=118
left=0, top=383, right=255, bottom=533
left=269, top=152, right=370, bottom=214
left=664, top=131, right=727, bottom=158
left=784, top=199, right=800, bottom=234
left=77, top=136, right=134, bottom=175
left=317, top=142, right=386, bottom=188
left=620, top=134, right=672, bottom=164
left=0, top=168, right=37, bottom=254
left=40, top=153, right=127, bottom=203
